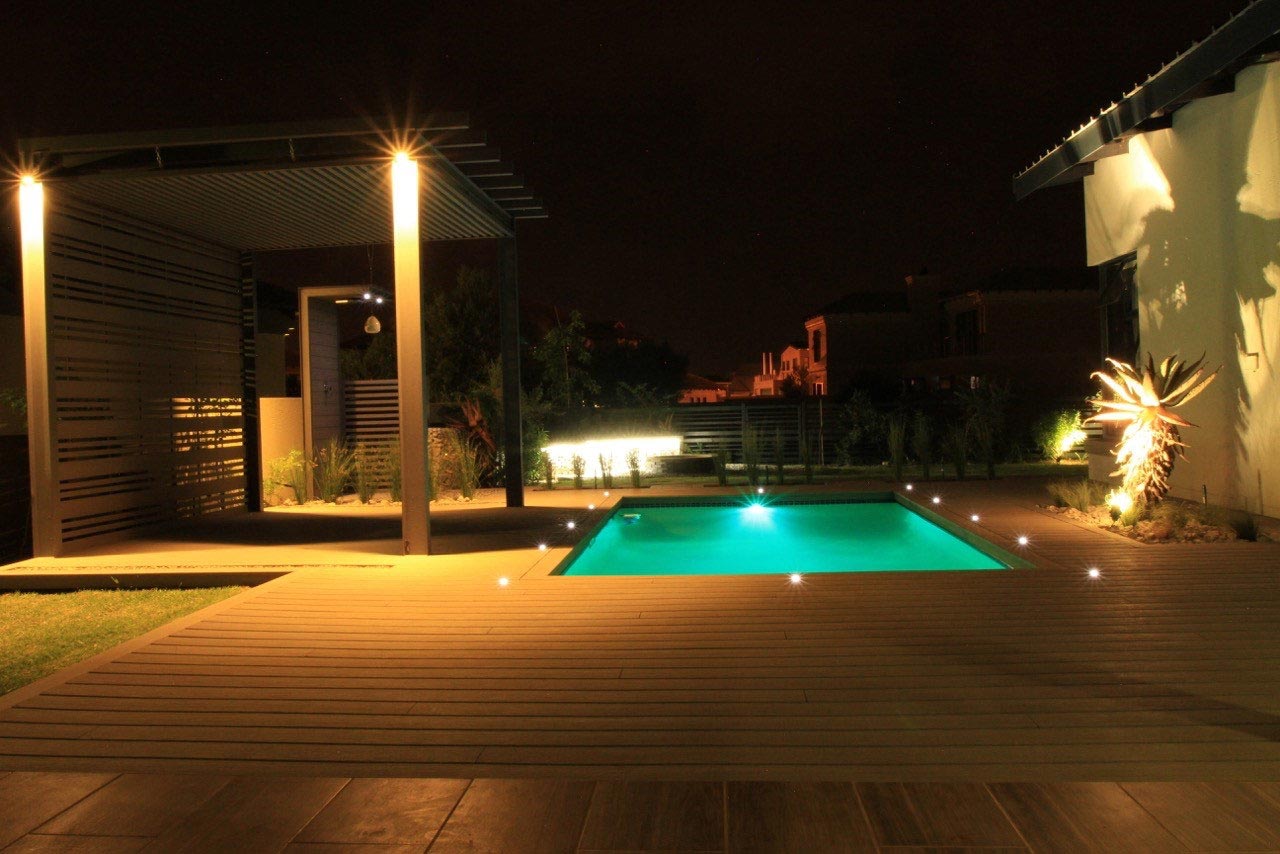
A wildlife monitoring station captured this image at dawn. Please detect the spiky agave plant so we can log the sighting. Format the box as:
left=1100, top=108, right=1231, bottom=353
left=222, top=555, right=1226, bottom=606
left=1087, top=354, right=1217, bottom=505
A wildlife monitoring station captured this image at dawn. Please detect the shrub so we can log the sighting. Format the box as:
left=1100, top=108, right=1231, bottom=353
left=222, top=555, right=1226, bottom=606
left=353, top=443, right=387, bottom=503
left=887, top=416, right=907, bottom=481
left=1046, top=478, right=1107, bottom=512
left=834, top=390, right=884, bottom=465
left=541, top=452, right=555, bottom=489
left=1034, top=409, right=1085, bottom=462
left=911, top=412, right=932, bottom=480
left=773, top=428, right=786, bottom=486
left=387, top=441, right=403, bottom=502
left=626, top=449, right=642, bottom=488
left=1204, top=505, right=1259, bottom=541
left=741, top=426, right=762, bottom=486
left=800, top=434, right=814, bottom=484
left=571, top=454, right=586, bottom=489
left=960, top=382, right=1008, bottom=480
left=264, top=449, right=309, bottom=503
left=713, top=447, right=728, bottom=486
left=946, top=423, right=968, bottom=481
left=446, top=430, right=481, bottom=498
left=597, top=452, right=614, bottom=489
left=313, top=437, right=355, bottom=503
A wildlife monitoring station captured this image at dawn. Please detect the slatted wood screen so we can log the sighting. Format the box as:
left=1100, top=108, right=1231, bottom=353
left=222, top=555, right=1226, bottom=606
left=343, top=379, right=400, bottom=446
left=671, top=400, right=839, bottom=464
left=44, top=195, right=246, bottom=547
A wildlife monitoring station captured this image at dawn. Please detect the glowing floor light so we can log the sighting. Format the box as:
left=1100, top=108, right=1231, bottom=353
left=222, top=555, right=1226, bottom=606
left=1017, top=536, right=1029, bottom=547
left=538, top=543, right=548, bottom=551
left=1088, top=568, right=1101, bottom=579
left=970, top=514, right=980, bottom=522
left=931, top=496, right=941, bottom=505
left=497, top=576, right=510, bottom=587
left=789, top=573, right=802, bottom=585
left=565, top=520, right=576, bottom=530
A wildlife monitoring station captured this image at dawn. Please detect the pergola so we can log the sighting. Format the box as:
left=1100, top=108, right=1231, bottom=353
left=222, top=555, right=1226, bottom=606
left=16, top=118, right=544, bottom=557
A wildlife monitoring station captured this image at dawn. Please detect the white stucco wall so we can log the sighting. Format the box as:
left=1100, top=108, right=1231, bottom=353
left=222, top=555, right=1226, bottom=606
left=1084, top=61, right=1280, bottom=516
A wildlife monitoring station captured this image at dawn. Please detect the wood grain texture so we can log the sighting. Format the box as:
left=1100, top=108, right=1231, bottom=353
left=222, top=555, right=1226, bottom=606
left=0, top=771, right=117, bottom=848
left=857, top=782, right=1025, bottom=848
left=428, top=778, right=593, bottom=853
left=138, top=775, right=347, bottom=853
left=294, top=777, right=468, bottom=845
left=987, top=781, right=1187, bottom=853
left=33, top=773, right=230, bottom=838
left=577, top=781, right=723, bottom=852
left=726, top=781, right=873, bottom=853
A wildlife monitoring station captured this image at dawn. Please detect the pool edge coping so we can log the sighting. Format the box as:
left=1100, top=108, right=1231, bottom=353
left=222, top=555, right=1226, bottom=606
left=549, top=490, right=1035, bottom=576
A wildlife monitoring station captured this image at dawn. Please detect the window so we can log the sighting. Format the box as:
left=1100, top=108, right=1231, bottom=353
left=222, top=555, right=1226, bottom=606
left=811, top=329, right=823, bottom=362
left=1100, top=254, right=1139, bottom=365
left=813, top=382, right=825, bottom=396
left=953, top=308, right=981, bottom=355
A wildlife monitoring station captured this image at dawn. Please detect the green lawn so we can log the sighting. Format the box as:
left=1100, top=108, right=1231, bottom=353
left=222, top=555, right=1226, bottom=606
left=0, top=587, right=244, bottom=695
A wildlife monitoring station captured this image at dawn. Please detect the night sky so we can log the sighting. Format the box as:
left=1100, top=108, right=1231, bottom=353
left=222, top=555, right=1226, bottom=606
left=0, top=0, right=1244, bottom=373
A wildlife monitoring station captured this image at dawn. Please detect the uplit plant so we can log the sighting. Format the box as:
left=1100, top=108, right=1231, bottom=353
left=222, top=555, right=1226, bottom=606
left=542, top=452, right=555, bottom=489
left=1087, top=354, right=1218, bottom=506
left=570, top=454, right=586, bottom=489
left=387, top=441, right=403, bottom=502
left=264, top=449, right=310, bottom=504
left=313, top=437, right=355, bottom=503
left=353, top=443, right=387, bottom=503
left=597, top=452, right=614, bottom=489
left=447, top=430, right=481, bottom=499
left=1035, top=409, right=1087, bottom=462
left=626, top=448, right=642, bottom=488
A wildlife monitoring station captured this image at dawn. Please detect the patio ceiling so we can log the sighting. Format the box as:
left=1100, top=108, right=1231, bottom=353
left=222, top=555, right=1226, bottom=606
left=18, top=117, right=546, bottom=249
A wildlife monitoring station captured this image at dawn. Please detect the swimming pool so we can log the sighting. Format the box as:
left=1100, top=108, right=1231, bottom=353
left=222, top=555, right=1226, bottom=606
left=556, top=494, right=1018, bottom=576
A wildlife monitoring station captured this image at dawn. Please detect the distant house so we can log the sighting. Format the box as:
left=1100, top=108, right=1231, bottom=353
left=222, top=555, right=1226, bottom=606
left=678, top=372, right=728, bottom=404
left=1014, top=0, right=1280, bottom=517
left=803, top=290, right=916, bottom=395
left=750, top=344, right=813, bottom=397
left=900, top=268, right=1099, bottom=396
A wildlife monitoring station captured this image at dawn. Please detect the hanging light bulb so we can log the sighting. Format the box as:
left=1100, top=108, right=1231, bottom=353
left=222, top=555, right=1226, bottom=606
left=364, top=314, right=382, bottom=334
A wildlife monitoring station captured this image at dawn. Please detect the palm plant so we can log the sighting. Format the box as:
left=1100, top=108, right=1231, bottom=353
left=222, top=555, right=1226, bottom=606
left=1087, top=354, right=1217, bottom=505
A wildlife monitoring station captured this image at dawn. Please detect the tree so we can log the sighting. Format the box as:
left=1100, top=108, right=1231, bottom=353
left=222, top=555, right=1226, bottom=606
left=530, top=310, right=597, bottom=414
left=588, top=339, right=688, bottom=407
left=423, top=266, right=499, bottom=402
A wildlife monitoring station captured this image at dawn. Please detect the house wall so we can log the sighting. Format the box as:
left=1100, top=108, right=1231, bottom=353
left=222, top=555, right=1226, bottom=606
left=40, top=194, right=245, bottom=549
left=304, top=298, right=344, bottom=457
left=1082, top=60, right=1280, bottom=516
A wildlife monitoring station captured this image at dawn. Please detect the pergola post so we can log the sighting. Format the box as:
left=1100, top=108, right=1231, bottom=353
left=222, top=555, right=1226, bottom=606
left=392, top=154, right=431, bottom=554
left=18, top=178, right=59, bottom=557
left=498, top=237, right=524, bottom=507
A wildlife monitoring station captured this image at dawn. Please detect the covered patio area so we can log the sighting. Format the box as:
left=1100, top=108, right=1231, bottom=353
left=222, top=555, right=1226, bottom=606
left=16, top=118, right=544, bottom=561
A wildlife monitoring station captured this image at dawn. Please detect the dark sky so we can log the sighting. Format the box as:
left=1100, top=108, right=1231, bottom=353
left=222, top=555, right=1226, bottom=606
left=0, top=0, right=1243, bottom=373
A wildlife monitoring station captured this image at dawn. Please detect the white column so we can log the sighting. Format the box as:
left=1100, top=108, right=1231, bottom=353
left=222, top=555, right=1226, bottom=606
left=391, top=154, right=430, bottom=554
left=19, top=177, right=59, bottom=556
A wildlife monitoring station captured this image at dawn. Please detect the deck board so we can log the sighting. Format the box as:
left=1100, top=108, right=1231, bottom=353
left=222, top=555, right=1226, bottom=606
left=2, top=482, right=1279, bottom=780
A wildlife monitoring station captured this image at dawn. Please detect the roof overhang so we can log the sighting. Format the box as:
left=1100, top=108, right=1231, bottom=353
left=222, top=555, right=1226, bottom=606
left=1014, top=0, right=1280, bottom=200
left=18, top=117, right=546, bottom=250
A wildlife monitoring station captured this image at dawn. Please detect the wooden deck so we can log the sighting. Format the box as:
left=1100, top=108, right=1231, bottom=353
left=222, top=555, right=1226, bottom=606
left=2, top=481, right=1279, bottom=781
left=6, top=773, right=1280, bottom=851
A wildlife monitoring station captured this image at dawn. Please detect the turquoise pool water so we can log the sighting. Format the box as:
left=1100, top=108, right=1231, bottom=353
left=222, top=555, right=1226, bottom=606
left=559, top=499, right=1006, bottom=576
